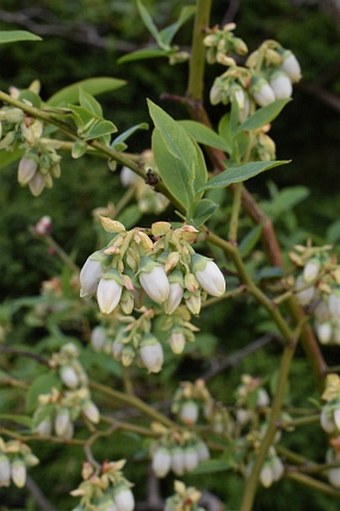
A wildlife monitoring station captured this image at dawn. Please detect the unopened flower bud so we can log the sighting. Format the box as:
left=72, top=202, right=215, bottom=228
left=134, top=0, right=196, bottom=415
left=139, top=334, right=164, bottom=373
left=83, top=401, right=100, bottom=423
left=113, top=484, right=135, bottom=511
left=251, top=77, right=275, bottom=107
left=112, top=338, right=124, bottom=360
left=316, top=322, right=332, bottom=344
left=328, top=467, right=340, bottom=488
left=281, top=50, right=301, bottom=83
left=192, top=255, right=226, bottom=297
left=120, top=166, right=142, bottom=187
left=79, top=252, right=103, bottom=298
left=210, top=83, right=222, bottom=105
left=55, top=408, right=71, bottom=437
left=320, top=407, right=336, bottom=433
left=170, top=446, right=185, bottom=476
left=34, top=215, right=52, bottom=236
left=91, top=326, right=107, bottom=351
left=35, top=418, right=52, bottom=436
left=183, top=446, right=199, bottom=472
left=269, top=71, right=292, bottom=99
left=11, top=459, right=26, bottom=488
left=97, top=275, right=123, bottom=314
left=0, top=453, right=11, bottom=487
left=260, top=462, right=273, bottom=488
left=271, top=456, right=284, bottom=481
left=257, top=389, right=270, bottom=407
left=168, top=331, right=186, bottom=354
left=60, top=366, right=79, bottom=389
left=196, top=441, right=210, bottom=462
left=295, top=276, right=315, bottom=306
left=185, top=293, right=201, bottom=315
left=164, top=283, right=183, bottom=315
left=18, top=156, right=38, bottom=185
left=303, top=258, right=321, bottom=283
left=139, top=260, right=169, bottom=304
left=152, top=446, right=171, bottom=478
left=179, top=400, right=199, bottom=425
left=329, top=290, right=340, bottom=318
left=28, top=172, right=45, bottom=196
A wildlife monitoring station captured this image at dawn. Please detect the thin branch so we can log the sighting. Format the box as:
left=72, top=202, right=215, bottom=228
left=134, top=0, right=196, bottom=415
left=26, top=475, right=60, bottom=511
left=0, top=345, right=50, bottom=365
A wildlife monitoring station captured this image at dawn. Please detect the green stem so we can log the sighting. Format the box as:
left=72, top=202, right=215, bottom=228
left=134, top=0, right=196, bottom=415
left=286, top=472, right=340, bottom=498
left=89, top=380, right=176, bottom=428
left=187, top=0, right=212, bottom=100
left=228, top=183, right=242, bottom=242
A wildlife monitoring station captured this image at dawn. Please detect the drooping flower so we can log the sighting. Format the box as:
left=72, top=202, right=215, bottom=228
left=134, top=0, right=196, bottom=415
left=60, top=366, right=79, bottom=389
left=11, top=459, right=26, bottom=488
left=192, top=255, right=226, bottom=297
left=113, top=484, right=135, bottom=511
left=251, top=77, right=275, bottom=107
left=79, top=252, right=103, bottom=298
left=139, top=259, right=169, bottom=304
left=164, top=282, right=183, bottom=314
left=281, top=50, right=301, bottom=83
left=269, top=71, right=292, bottom=99
left=97, top=274, right=123, bottom=314
left=152, top=446, right=172, bottom=478
left=179, top=400, right=199, bottom=425
left=139, top=334, right=164, bottom=373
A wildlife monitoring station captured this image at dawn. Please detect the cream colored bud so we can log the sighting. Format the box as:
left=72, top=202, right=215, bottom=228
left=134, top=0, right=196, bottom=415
left=18, top=156, right=38, bottom=185
left=55, top=408, right=71, bottom=437
left=171, top=447, right=185, bottom=476
left=83, top=401, right=100, bottom=424
left=168, top=331, right=186, bottom=354
left=185, top=294, right=201, bottom=315
left=320, top=407, right=335, bottom=433
left=271, top=456, right=284, bottom=481
left=281, top=51, right=301, bottom=83
left=79, top=253, right=102, bottom=298
left=35, top=418, right=52, bottom=436
left=114, top=485, right=135, bottom=511
left=179, top=400, right=199, bottom=425
left=11, top=459, right=26, bottom=488
left=183, top=446, right=199, bottom=472
left=295, top=276, right=315, bottom=306
left=152, top=446, right=171, bottom=478
left=28, top=172, right=45, bottom=196
left=329, top=291, right=340, bottom=318
left=164, top=283, right=183, bottom=315
left=196, top=441, right=210, bottom=462
left=97, top=277, right=123, bottom=314
left=260, top=463, right=273, bottom=488
left=251, top=78, right=275, bottom=107
left=303, top=258, right=321, bottom=283
left=269, top=72, right=292, bottom=100
left=0, top=453, right=11, bottom=487
left=139, top=335, right=164, bottom=373
left=139, top=265, right=170, bottom=304
left=60, top=366, right=79, bottom=389
left=91, top=326, right=107, bottom=351
left=316, top=322, right=332, bottom=344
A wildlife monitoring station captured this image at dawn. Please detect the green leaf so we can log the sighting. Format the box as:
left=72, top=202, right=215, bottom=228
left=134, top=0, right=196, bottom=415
left=190, top=198, right=218, bottom=227
left=0, top=147, right=24, bottom=170
left=18, top=90, right=41, bottom=108
left=178, top=120, right=228, bottom=151
left=148, top=100, right=207, bottom=203
left=256, top=266, right=284, bottom=281
left=79, top=88, right=103, bottom=117
left=83, top=119, right=117, bottom=140
left=199, top=160, right=290, bottom=191
left=192, top=458, right=232, bottom=474
left=117, top=205, right=143, bottom=230
left=0, top=30, right=42, bottom=44
left=111, top=123, right=149, bottom=149
left=152, top=129, right=193, bottom=210
left=118, top=47, right=169, bottom=64
left=0, top=414, right=32, bottom=428
left=26, top=373, right=61, bottom=413
left=239, top=224, right=263, bottom=258
left=46, top=77, right=126, bottom=107
left=137, top=0, right=166, bottom=49
left=237, top=99, right=291, bottom=133
left=159, top=6, right=196, bottom=46
left=71, top=140, right=87, bottom=159
left=68, top=105, right=117, bottom=140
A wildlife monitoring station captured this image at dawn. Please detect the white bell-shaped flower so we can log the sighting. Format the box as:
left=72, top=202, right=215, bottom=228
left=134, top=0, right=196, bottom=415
left=82, top=400, right=100, bottom=424
left=251, top=77, right=275, bottom=107
left=11, top=459, right=26, bottom=488
left=139, top=335, right=164, bottom=373
left=179, top=400, right=199, bottom=425
left=0, top=453, right=11, bottom=487
left=139, top=262, right=170, bottom=304
left=183, top=446, right=199, bottom=472
left=164, top=282, right=183, bottom=314
left=113, top=484, right=135, bottom=511
left=170, top=446, right=185, bottom=476
left=303, top=258, right=321, bottom=283
left=97, top=276, right=123, bottom=314
left=269, top=72, right=292, bottom=99
left=55, top=408, right=72, bottom=437
left=168, top=331, right=186, bottom=354
left=60, top=365, right=79, bottom=389
left=152, top=446, right=172, bottom=478
left=281, top=50, right=301, bottom=83
left=80, top=252, right=103, bottom=297
left=192, top=255, right=226, bottom=297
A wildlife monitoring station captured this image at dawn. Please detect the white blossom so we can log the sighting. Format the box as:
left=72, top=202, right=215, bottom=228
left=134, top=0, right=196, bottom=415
left=252, top=79, right=275, bottom=107
left=281, top=51, right=301, bottom=82
left=179, top=400, right=199, bottom=425
left=139, top=265, right=170, bottom=304
left=183, top=446, right=199, bottom=472
left=0, top=454, right=11, bottom=487
left=164, top=282, right=183, bottom=314
left=171, top=447, right=185, bottom=476
left=60, top=366, right=79, bottom=389
left=80, top=254, right=103, bottom=298
left=152, top=447, right=171, bottom=478
left=11, top=459, right=26, bottom=488
left=139, top=336, right=164, bottom=373
left=168, top=331, right=186, bottom=354
left=97, top=277, right=123, bottom=314
left=269, top=72, right=292, bottom=99
left=55, top=408, right=72, bottom=437
left=194, top=257, right=226, bottom=297
left=114, top=485, right=135, bottom=511
left=82, top=401, right=100, bottom=424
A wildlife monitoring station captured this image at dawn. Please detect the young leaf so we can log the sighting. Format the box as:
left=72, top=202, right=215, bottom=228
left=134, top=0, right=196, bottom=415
left=159, top=6, right=196, bottom=47
left=190, top=198, right=218, bottom=227
left=137, top=0, right=166, bottom=49
left=111, top=123, right=148, bottom=149
left=79, top=88, right=103, bottom=117
left=148, top=100, right=207, bottom=198
left=0, top=30, right=42, bottom=44
left=192, top=458, right=232, bottom=474
left=199, top=160, right=290, bottom=191
left=152, top=129, right=194, bottom=210
left=118, top=47, right=169, bottom=64
left=237, top=98, right=291, bottom=133
left=239, top=224, right=263, bottom=258
left=0, top=414, right=32, bottom=428
left=178, top=120, right=229, bottom=151
left=46, top=77, right=126, bottom=107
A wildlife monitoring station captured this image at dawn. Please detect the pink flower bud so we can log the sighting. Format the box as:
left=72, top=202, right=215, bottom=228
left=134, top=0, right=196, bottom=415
left=11, top=459, right=26, bottom=488
left=60, top=366, right=79, bottom=389
left=192, top=255, right=226, bottom=297
left=139, top=263, right=170, bottom=304
left=179, top=400, right=199, bottom=425
left=113, top=485, right=135, bottom=511
left=139, top=335, right=164, bottom=373
left=80, top=253, right=103, bottom=297
left=152, top=446, right=171, bottom=478
left=0, top=453, right=11, bottom=487
left=97, top=276, right=123, bottom=314
left=164, top=283, right=183, bottom=314
left=34, top=215, right=52, bottom=236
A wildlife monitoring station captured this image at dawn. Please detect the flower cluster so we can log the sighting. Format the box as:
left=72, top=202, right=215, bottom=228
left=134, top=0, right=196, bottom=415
left=32, top=343, right=100, bottom=438
left=205, top=27, right=301, bottom=160
left=120, top=150, right=169, bottom=214
left=320, top=374, right=340, bottom=435
left=171, top=379, right=214, bottom=425
left=234, top=374, right=270, bottom=427
left=0, top=83, right=61, bottom=196
left=326, top=437, right=340, bottom=488
left=80, top=221, right=226, bottom=317
left=71, top=460, right=135, bottom=511
left=164, top=481, right=206, bottom=511
left=246, top=445, right=284, bottom=489
left=150, top=423, right=210, bottom=478
left=290, top=244, right=340, bottom=345
left=0, top=437, right=39, bottom=488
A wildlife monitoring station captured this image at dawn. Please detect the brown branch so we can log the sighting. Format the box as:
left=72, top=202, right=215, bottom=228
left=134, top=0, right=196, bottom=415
left=0, top=345, right=50, bottom=365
